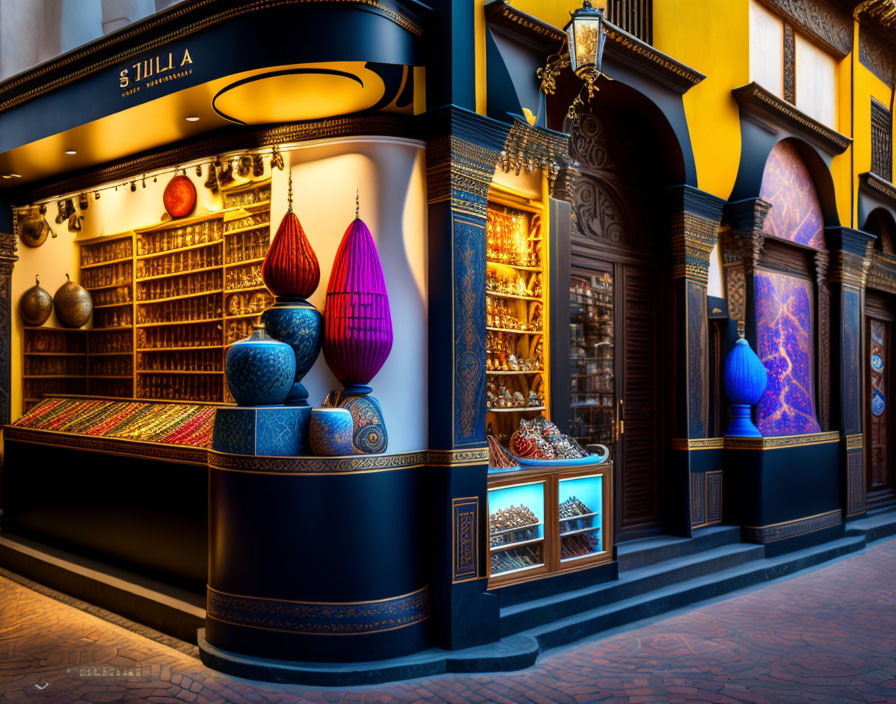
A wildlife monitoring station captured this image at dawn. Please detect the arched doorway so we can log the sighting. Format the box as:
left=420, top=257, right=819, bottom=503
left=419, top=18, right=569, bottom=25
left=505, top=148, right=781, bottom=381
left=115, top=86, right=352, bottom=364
left=567, top=108, right=667, bottom=540
left=864, top=208, right=896, bottom=510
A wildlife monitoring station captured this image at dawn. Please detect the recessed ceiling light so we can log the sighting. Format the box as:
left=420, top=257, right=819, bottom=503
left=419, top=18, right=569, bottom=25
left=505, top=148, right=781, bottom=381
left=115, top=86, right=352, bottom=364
left=185, top=115, right=200, bottom=122
left=65, top=149, right=77, bottom=155
left=11, top=173, right=21, bottom=178
left=1, top=175, right=10, bottom=179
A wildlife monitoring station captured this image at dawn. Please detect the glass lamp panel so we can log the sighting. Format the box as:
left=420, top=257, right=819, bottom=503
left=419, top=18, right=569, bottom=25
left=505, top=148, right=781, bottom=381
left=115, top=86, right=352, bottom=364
left=571, top=16, right=602, bottom=75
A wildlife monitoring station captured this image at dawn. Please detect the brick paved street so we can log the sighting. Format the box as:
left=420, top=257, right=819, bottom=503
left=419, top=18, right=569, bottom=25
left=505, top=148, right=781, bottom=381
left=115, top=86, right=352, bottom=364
left=2, top=538, right=896, bottom=703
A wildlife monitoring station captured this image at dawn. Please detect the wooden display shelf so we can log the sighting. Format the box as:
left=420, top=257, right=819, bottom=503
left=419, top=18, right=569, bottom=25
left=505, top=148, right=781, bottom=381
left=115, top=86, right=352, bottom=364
left=84, top=282, right=130, bottom=291
left=487, top=406, right=546, bottom=413
left=137, top=264, right=221, bottom=282
left=486, top=326, right=544, bottom=335
left=224, top=257, right=266, bottom=267
left=24, top=352, right=86, bottom=357
left=136, top=318, right=221, bottom=328
left=227, top=284, right=266, bottom=293
left=137, top=289, right=223, bottom=304
left=136, top=369, right=223, bottom=375
left=487, top=291, right=542, bottom=302
left=224, top=222, right=270, bottom=237
left=137, top=239, right=222, bottom=259
left=135, top=210, right=223, bottom=233
left=137, top=345, right=224, bottom=352
left=93, top=301, right=133, bottom=309
left=76, top=231, right=134, bottom=245
left=23, top=375, right=85, bottom=379
left=80, top=256, right=133, bottom=270
left=489, top=536, right=544, bottom=552
left=89, top=375, right=131, bottom=380
left=224, top=312, right=263, bottom=320
left=88, top=351, right=133, bottom=356
left=487, top=370, right=544, bottom=375
left=487, top=260, right=542, bottom=272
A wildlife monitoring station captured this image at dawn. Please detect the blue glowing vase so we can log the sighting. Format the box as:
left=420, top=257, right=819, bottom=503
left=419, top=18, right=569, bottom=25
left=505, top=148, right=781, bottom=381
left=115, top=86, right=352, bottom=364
left=225, top=325, right=295, bottom=407
left=723, top=336, right=768, bottom=437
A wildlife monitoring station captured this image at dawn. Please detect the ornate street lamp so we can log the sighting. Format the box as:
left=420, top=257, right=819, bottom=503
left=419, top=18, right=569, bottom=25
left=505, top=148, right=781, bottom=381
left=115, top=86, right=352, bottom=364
left=538, top=0, right=610, bottom=120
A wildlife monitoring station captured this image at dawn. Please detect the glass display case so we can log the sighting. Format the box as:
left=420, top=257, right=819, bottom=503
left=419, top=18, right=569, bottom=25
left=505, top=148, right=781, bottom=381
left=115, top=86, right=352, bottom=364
left=488, top=481, right=546, bottom=580
left=488, top=463, right=612, bottom=587
left=485, top=192, right=549, bottom=445
left=569, top=271, right=616, bottom=447
left=558, top=474, right=604, bottom=561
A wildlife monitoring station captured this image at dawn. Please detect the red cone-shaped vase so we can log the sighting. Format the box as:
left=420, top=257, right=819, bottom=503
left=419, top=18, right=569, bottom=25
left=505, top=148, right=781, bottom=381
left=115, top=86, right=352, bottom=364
left=323, top=218, right=393, bottom=388
left=262, top=210, right=320, bottom=298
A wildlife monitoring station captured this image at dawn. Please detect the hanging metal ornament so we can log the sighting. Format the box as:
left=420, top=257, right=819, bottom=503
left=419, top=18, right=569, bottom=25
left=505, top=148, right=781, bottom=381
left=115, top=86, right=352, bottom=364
left=271, top=146, right=284, bottom=171
left=238, top=155, right=253, bottom=178
left=253, top=154, right=265, bottom=177
left=68, top=214, right=83, bottom=232
left=17, top=207, right=51, bottom=248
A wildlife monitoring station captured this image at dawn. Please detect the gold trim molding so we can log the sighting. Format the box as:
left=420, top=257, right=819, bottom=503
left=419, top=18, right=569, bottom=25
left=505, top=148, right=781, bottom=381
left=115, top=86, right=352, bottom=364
left=845, top=433, right=863, bottom=451
left=725, top=431, right=841, bottom=450
left=671, top=437, right=725, bottom=451
left=742, top=509, right=842, bottom=544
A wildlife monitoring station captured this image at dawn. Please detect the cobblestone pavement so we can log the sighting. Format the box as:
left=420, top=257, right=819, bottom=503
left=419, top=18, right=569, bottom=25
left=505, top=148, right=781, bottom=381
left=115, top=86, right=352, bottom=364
left=2, top=538, right=896, bottom=703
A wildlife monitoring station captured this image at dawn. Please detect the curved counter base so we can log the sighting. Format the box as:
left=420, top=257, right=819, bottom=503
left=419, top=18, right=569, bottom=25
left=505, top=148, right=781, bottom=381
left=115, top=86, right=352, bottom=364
left=206, top=450, right=430, bottom=665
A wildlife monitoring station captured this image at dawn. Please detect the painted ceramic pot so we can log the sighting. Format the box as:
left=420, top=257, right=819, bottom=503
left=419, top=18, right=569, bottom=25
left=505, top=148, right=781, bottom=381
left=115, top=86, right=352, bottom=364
left=19, top=275, right=53, bottom=326
left=339, top=393, right=387, bottom=454
left=309, top=407, right=354, bottom=456
left=225, top=325, right=296, bottom=406
left=53, top=274, right=92, bottom=328
left=260, top=297, right=323, bottom=406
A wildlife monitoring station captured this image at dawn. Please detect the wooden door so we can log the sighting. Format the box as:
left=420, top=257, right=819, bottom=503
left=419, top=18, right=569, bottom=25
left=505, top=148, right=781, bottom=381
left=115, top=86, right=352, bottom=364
left=568, top=111, right=664, bottom=540
left=867, top=314, right=895, bottom=506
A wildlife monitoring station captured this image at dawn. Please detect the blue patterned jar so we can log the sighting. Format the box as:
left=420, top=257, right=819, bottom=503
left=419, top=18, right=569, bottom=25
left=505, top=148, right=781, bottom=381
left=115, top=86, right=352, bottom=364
left=338, top=393, right=388, bottom=454
left=309, top=407, right=354, bottom=456
left=261, top=297, right=323, bottom=406
left=225, top=325, right=296, bottom=407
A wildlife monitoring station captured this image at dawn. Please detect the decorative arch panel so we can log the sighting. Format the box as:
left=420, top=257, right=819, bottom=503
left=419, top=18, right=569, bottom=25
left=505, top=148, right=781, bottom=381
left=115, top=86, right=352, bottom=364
left=759, top=141, right=825, bottom=250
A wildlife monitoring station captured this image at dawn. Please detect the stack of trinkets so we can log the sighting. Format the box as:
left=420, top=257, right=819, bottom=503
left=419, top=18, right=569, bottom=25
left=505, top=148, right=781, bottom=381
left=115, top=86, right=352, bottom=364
left=559, top=494, right=600, bottom=559
left=485, top=202, right=548, bottom=436
left=488, top=503, right=543, bottom=574
left=509, top=417, right=589, bottom=461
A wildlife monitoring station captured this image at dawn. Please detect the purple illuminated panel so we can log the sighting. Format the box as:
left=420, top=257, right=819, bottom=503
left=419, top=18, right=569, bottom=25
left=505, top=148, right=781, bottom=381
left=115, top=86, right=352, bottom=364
left=755, top=270, right=821, bottom=436
left=760, top=141, right=825, bottom=250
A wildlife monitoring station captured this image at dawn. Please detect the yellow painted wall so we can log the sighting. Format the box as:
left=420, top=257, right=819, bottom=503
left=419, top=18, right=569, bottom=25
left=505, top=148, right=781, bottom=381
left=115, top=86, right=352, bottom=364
left=10, top=138, right=429, bottom=451
left=653, top=0, right=749, bottom=200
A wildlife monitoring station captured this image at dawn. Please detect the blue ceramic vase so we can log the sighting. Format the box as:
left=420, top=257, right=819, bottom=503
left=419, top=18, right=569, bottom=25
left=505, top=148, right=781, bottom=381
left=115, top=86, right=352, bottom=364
left=723, top=336, right=768, bottom=437
left=336, top=391, right=388, bottom=454
left=309, top=407, right=354, bottom=456
left=260, top=297, right=323, bottom=406
left=225, top=325, right=296, bottom=407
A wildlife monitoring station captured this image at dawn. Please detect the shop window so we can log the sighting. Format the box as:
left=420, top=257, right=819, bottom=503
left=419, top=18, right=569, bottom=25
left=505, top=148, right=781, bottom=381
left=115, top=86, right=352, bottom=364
left=749, top=0, right=784, bottom=97
left=795, top=34, right=837, bottom=128
left=872, top=99, right=893, bottom=183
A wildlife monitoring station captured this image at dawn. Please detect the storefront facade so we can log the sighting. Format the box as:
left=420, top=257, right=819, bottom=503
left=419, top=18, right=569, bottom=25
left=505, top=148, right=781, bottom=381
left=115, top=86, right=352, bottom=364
left=0, top=0, right=894, bottom=685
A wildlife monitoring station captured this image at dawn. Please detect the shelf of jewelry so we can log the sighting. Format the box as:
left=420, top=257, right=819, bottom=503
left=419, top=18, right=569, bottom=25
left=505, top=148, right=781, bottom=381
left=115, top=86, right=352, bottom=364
left=485, top=198, right=548, bottom=425
left=56, top=178, right=275, bottom=407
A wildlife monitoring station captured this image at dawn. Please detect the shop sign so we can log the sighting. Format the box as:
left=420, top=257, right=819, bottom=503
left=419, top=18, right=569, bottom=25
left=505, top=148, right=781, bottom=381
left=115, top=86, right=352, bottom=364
left=119, top=49, right=194, bottom=98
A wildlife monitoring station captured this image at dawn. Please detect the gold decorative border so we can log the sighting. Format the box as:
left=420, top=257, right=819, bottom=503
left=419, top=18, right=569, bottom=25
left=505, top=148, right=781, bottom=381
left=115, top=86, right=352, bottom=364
left=725, top=431, right=840, bottom=451
left=4, top=425, right=208, bottom=466
left=671, top=437, right=725, bottom=451
left=452, top=497, right=481, bottom=583
left=206, top=584, right=429, bottom=636
left=428, top=448, right=489, bottom=467
left=845, top=433, right=863, bottom=451
left=742, top=509, right=841, bottom=544
left=732, top=82, right=851, bottom=154
left=208, top=449, right=427, bottom=475
left=0, top=0, right=422, bottom=113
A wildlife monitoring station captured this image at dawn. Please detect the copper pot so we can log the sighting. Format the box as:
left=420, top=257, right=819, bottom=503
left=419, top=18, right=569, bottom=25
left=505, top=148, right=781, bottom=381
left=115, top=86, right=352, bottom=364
left=54, top=274, right=92, bottom=328
left=19, top=275, right=53, bottom=326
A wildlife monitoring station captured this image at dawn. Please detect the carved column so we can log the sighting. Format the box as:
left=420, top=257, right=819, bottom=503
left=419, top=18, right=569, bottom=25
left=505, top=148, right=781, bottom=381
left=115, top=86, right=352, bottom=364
left=0, top=232, right=17, bottom=426
left=814, top=251, right=831, bottom=430
left=827, top=227, right=874, bottom=518
left=425, top=122, right=502, bottom=650
left=667, top=186, right=726, bottom=439
left=665, top=186, right=725, bottom=536
left=720, top=198, right=772, bottom=339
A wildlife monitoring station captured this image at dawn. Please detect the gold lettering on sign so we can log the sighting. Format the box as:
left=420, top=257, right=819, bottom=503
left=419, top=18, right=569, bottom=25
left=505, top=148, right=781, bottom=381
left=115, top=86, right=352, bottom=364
left=119, top=49, right=194, bottom=98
